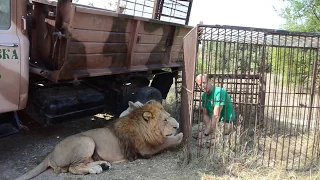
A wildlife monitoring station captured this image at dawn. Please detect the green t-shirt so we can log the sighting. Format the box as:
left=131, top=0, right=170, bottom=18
left=201, top=86, right=236, bottom=122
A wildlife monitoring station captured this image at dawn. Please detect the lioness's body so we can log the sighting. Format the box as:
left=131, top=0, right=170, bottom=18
left=15, top=102, right=182, bottom=180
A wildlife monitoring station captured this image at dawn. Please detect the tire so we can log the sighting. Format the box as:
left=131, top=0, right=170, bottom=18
left=133, top=86, right=163, bottom=104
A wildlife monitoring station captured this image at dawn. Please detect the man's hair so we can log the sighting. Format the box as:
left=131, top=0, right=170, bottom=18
left=196, top=73, right=207, bottom=81
left=195, top=74, right=210, bottom=83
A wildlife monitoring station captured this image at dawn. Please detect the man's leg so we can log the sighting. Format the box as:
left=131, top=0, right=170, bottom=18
left=203, top=108, right=211, bottom=128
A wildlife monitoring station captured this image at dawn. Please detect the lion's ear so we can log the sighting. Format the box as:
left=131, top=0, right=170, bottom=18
left=128, top=101, right=135, bottom=108
left=143, top=111, right=152, bottom=122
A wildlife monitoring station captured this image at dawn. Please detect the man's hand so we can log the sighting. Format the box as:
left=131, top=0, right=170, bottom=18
left=204, top=106, right=223, bottom=135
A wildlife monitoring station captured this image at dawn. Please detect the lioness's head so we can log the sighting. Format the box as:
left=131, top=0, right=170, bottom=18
left=119, top=100, right=159, bottom=118
left=119, top=101, right=144, bottom=118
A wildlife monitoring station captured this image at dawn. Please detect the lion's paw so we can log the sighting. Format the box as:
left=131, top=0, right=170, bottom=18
left=99, top=161, right=111, bottom=171
left=174, top=132, right=183, bottom=145
left=88, top=165, right=103, bottom=174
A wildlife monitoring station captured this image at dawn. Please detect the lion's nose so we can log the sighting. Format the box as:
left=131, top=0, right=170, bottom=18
left=175, top=123, right=180, bottom=129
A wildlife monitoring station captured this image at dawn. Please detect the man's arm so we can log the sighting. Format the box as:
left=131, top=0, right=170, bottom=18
left=204, top=105, right=223, bottom=135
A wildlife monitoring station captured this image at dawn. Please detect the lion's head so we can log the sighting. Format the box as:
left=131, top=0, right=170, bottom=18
left=110, top=101, right=179, bottom=161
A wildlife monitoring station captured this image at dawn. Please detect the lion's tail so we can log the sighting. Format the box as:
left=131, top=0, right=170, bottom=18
left=14, top=155, right=50, bottom=180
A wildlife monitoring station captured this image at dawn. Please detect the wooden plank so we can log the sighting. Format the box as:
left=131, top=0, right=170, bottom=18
left=163, top=26, right=176, bottom=64
left=135, top=44, right=167, bottom=53
left=172, top=36, right=183, bottom=45
left=62, top=4, right=76, bottom=70
left=131, top=53, right=165, bottom=66
left=68, top=53, right=127, bottom=69
left=137, top=35, right=183, bottom=47
left=138, top=34, right=167, bottom=44
left=131, top=51, right=183, bottom=65
left=175, top=26, right=192, bottom=36
left=138, top=21, right=172, bottom=36
left=72, top=11, right=132, bottom=32
left=126, top=20, right=140, bottom=67
left=172, top=44, right=183, bottom=52
left=171, top=51, right=184, bottom=62
left=69, top=42, right=128, bottom=54
left=71, top=29, right=130, bottom=43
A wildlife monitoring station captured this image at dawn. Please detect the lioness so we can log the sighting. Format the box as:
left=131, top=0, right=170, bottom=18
left=119, top=100, right=159, bottom=118
left=119, top=101, right=144, bottom=118
left=15, top=102, right=182, bottom=180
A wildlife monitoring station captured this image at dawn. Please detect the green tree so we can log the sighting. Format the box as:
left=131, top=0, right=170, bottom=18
left=274, top=0, right=320, bottom=89
left=275, top=0, right=320, bottom=32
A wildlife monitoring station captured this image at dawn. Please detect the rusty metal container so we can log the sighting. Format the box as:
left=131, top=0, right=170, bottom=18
left=29, top=0, right=193, bottom=82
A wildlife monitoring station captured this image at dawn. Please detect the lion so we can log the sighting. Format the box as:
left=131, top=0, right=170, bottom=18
left=119, top=101, right=144, bottom=118
left=15, top=101, right=182, bottom=180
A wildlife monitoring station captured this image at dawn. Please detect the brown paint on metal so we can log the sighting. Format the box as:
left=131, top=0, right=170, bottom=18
left=180, top=26, right=198, bottom=160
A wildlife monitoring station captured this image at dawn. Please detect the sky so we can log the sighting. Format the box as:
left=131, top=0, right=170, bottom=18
left=75, top=0, right=287, bottom=30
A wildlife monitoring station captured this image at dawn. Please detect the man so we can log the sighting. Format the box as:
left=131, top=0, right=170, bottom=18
left=195, top=74, right=236, bottom=138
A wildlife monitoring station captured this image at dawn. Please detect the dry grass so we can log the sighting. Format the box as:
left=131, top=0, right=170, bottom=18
left=162, top=79, right=320, bottom=179
left=176, top=122, right=320, bottom=180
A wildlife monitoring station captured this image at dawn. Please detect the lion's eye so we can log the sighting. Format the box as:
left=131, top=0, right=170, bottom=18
left=164, top=119, right=167, bottom=122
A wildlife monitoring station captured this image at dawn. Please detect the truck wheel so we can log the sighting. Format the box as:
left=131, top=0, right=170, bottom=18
left=134, top=86, right=163, bottom=104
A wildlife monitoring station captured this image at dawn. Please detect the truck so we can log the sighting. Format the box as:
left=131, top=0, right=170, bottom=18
left=0, top=0, right=193, bottom=137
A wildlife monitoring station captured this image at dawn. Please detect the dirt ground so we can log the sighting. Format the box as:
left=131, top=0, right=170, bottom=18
left=0, top=114, right=206, bottom=180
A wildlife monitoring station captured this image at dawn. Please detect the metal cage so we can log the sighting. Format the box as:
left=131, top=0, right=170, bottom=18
left=181, top=24, right=320, bottom=170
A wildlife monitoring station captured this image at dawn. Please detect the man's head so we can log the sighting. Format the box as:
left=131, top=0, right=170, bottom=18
left=195, top=74, right=213, bottom=93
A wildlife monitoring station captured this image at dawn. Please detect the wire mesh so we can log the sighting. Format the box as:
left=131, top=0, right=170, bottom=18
left=155, top=0, right=192, bottom=25
left=118, top=0, right=192, bottom=25
left=186, top=24, right=320, bottom=170
left=117, top=0, right=155, bottom=18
